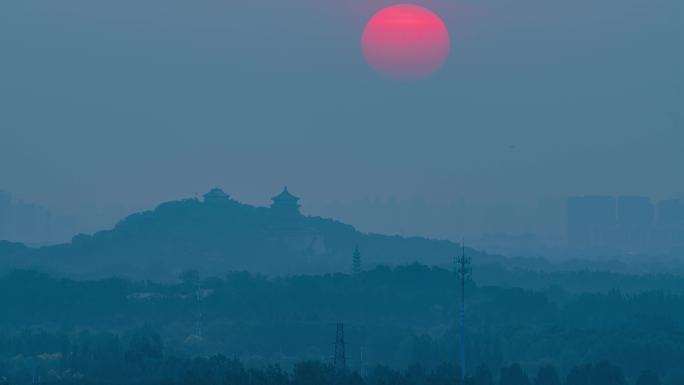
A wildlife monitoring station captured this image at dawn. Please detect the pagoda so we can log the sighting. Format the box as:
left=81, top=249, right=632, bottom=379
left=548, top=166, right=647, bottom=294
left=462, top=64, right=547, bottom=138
left=270, top=187, right=301, bottom=217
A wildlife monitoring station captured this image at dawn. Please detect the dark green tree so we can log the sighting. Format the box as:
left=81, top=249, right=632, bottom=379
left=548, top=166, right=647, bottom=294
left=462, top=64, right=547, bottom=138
left=533, top=365, right=560, bottom=385
left=369, top=365, right=412, bottom=385
left=292, top=361, right=331, bottom=385
left=349, top=371, right=366, bottom=385
left=426, top=362, right=461, bottom=385
left=499, top=364, right=530, bottom=385
left=636, top=370, right=660, bottom=385
left=590, top=361, right=626, bottom=385
left=472, top=365, right=494, bottom=385
left=179, top=269, right=200, bottom=287
left=566, top=366, right=589, bottom=385
left=406, top=363, right=427, bottom=385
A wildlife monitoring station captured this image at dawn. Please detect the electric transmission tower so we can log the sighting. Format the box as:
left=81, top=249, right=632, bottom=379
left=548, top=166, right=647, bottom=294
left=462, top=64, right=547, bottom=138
left=456, top=243, right=471, bottom=383
left=333, top=322, right=347, bottom=383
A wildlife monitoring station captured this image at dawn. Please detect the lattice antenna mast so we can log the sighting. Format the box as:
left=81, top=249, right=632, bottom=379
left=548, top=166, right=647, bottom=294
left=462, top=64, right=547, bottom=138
left=333, top=322, right=347, bottom=382
left=457, top=242, right=471, bottom=383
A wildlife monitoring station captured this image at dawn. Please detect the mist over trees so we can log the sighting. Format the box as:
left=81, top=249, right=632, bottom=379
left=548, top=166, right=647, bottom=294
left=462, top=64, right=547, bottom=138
left=0, top=325, right=662, bottom=385
left=1, top=265, right=683, bottom=384
left=2, top=193, right=683, bottom=385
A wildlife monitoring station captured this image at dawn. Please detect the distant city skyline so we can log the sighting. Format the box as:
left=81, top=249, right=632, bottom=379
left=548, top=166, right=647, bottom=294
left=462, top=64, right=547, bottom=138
left=568, top=195, right=684, bottom=255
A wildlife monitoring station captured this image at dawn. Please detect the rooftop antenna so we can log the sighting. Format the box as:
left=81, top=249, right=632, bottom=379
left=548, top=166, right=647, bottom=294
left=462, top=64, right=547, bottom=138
left=457, top=241, right=471, bottom=383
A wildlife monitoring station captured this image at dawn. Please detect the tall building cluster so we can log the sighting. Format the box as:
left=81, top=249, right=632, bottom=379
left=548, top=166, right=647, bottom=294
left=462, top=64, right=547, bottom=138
left=568, top=196, right=684, bottom=253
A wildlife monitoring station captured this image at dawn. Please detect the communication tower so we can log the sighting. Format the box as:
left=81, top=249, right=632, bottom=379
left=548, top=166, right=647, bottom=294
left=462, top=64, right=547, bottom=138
left=456, top=243, right=471, bottom=383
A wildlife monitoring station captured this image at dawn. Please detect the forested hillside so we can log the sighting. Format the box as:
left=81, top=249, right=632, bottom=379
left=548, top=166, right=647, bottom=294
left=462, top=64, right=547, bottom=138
left=2, top=266, right=684, bottom=383
left=0, top=195, right=501, bottom=280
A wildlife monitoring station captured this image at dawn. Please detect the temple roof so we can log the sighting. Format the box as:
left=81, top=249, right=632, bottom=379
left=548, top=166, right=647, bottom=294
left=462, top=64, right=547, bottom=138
left=203, top=188, right=230, bottom=201
left=272, top=187, right=299, bottom=203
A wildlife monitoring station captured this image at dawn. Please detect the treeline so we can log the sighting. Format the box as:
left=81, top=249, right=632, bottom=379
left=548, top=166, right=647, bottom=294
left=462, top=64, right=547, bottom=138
left=1, top=267, right=683, bottom=380
left=0, top=329, right=660, bottom=385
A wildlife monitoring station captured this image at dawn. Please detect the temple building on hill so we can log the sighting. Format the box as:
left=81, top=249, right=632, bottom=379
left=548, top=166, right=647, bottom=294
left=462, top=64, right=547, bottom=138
left=269, top=187, right=327, bottom=255
left=270, top=187, right=301, bottom=217
left=203, top=188, right=231, bottom=204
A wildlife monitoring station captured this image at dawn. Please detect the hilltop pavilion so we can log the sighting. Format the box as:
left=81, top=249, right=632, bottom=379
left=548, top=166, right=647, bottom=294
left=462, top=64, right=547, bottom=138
left=271, top=187, right=301, bottom=217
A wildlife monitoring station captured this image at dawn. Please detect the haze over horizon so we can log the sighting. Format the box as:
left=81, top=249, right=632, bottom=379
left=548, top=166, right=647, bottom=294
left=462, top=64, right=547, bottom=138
left=2, top=1, right=684, bottom=382
left=1, top=0, right=682, bottom=243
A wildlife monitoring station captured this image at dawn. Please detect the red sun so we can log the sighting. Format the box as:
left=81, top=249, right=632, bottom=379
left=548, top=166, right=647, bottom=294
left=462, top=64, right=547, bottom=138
left=362, top=4, right=451, bottom=79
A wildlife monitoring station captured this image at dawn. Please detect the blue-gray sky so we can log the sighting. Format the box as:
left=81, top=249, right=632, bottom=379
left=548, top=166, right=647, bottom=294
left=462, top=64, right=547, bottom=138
left=1, top=0, right=682, bottom=240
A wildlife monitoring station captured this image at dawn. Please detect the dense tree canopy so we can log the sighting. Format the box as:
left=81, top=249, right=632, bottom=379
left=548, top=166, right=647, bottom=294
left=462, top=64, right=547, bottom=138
left=0, top=266, right=680, bottom=384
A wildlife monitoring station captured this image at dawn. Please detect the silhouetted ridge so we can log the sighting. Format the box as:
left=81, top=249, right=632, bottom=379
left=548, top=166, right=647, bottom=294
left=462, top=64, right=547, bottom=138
left=0, top=188, right=493, bottom=280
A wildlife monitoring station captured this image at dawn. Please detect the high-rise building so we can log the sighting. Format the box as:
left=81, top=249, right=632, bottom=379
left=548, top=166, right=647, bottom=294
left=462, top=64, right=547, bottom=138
left=568, top=195, right=683, bottom=253
left=658, top=200, right=684, bottom=226
left=616, top=196, right=654, bottom=252
left=567, top=196, right=616, bottom=247
left=618, top=196, right=654, bottom=227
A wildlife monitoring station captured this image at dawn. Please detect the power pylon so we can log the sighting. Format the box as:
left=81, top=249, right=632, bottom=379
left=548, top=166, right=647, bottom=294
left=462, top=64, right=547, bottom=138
left=333, top=323, right=347, bottom=377
left=456, top=243, right=471, bottom=383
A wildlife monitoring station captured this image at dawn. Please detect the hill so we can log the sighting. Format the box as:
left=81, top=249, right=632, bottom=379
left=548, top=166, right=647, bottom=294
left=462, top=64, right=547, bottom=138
left=0, top=188, right=505, bottom=280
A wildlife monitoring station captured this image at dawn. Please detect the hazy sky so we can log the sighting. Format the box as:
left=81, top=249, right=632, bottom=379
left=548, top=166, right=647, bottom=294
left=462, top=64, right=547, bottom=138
left=1, top=0, right=682, bottom=239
